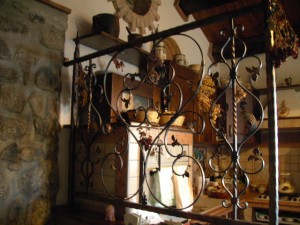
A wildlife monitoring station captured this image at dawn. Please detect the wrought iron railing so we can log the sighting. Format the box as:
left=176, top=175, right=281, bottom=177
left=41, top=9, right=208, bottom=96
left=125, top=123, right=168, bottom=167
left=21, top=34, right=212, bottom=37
left=63, top=1, right=294, bottom=223
left=72, top=32, right=207, bottom=207
left=207, top=19, right=265, bottom=220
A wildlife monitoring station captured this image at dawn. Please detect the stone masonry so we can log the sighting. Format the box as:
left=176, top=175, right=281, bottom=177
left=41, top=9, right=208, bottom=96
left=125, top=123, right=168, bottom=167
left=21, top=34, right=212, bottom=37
left=0, top=0, right=68, bottom=224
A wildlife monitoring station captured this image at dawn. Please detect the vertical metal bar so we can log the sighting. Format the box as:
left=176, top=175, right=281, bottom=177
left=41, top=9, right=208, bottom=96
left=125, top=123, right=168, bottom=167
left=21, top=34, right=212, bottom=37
left=139, top=149, right=144, bottom=204
left=83, top=59, right=95, bottom=194
left=230, top=18, right=238, bottom=220
left=68, top=33, right=80, bottom=207
left=264, top=0, right=279, bottom=224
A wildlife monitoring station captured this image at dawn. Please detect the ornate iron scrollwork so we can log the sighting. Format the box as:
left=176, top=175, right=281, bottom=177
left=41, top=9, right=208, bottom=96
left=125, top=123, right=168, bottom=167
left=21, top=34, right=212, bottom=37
left=207, top=19, right=265, bottom=219
left=71, top=20, right=265, bottom=220
left=73, top=34, right=207, bottom=210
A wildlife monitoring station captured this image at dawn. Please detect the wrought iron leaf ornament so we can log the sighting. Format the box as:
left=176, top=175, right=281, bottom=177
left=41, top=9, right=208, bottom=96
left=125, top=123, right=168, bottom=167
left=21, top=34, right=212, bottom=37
left=246, top=66, right=260, bottom=81
left=121, top=97, right=131, bottom=109
left=112, top=57, right=124, bottom=71
left=171, top=135, right=180, bottom=147
left=250, top=147, right=263, bottom=160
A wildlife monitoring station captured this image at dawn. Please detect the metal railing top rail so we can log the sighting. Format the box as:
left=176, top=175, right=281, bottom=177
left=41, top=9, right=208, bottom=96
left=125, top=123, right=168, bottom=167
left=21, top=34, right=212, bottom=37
left=63, top=2, right=263, bottom=67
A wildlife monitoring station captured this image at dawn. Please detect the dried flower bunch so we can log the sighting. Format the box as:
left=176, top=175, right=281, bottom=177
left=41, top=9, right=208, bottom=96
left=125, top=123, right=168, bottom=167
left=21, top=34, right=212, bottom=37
left=137, top=127, right=152, bottom=151
left=76, top=64, right=88, bottom=107
left=197, top=75, right=222, bottom=124
left=236, top=86, right=247, bottom=103
left=210, top=104, right=222, bottom=125
left=268, top=0, right=298, bottom=68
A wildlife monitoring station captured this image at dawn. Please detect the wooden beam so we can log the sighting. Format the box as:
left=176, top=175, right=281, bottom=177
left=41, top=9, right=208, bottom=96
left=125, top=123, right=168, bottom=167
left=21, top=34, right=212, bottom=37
left=36, top=0, right=71, bottom=14
left=177, top=0, right=239, bottom=15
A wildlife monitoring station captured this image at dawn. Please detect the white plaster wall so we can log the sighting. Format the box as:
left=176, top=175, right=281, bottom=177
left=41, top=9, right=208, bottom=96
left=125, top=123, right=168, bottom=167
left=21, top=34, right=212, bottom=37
left=241, top=50, right=300, bottom=127
left=241, top=53, right=300, bottom=90
left=57, top=127, right=69, bottom=205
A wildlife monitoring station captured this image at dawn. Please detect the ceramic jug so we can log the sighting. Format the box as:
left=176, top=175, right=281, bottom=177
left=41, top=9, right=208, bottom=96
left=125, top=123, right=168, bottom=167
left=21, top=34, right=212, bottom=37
left=174, top=54, right=188, bottom=66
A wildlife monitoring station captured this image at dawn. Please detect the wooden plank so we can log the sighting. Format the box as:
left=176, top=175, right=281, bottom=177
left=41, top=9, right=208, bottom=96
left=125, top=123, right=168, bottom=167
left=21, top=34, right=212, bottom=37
left=52, top=205, right=124, bottom=225
left=174, top=0, right=189, bottom=21
left=78, top=32, right=148, bottom=68
left=256, top=85, right=300, bottom=95
left=36, top=0, right=71, bottom=14
left=72, top=193, right=263, bottom=225
left=177, top=0, right=239, bottom=15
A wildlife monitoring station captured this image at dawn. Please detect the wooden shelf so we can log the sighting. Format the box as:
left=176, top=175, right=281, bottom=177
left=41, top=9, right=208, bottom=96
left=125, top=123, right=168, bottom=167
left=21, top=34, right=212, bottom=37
left=256, top=84, right=300, bottom=94
left=259, top=117, right=300, bottom=146
left=260, top=117, right=300, bottom=129
left=260, top=127, right=300, bottom=131
left=77, top=32, right=149, bottom=68
left=259, top=129, right=300, bottom=147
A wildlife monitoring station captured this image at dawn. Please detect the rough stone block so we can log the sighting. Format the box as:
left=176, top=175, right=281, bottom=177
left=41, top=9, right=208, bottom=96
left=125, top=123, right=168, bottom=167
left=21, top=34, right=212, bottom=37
left=0, top=36, right=11, bottom=59
left=35, top=66, right=60, bottom=92
left=0, top=84, right=26, bottom=113
left=0, top=115, right=27, bottom=140
left=0, top=15, right=29, bottom=34
left=0, top=61, right=20, bottom=82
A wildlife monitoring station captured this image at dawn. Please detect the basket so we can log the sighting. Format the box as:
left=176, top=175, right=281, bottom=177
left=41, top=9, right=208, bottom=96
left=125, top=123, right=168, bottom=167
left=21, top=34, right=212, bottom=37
left=126, top=110, right=160, bottom=124
left=159, top=112, right=185, bottom=126
left=147, top=110, right=160, bottom=124
left=208, top=189, right=229, bottom=199
left=126, top=110, right=145, bottom=123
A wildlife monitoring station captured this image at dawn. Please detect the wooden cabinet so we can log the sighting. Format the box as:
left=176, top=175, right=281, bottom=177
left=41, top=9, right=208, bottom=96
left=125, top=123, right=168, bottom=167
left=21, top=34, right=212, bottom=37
left=77, top=33, right=216, bottom=144
left=94, top=72, right=161, bottom=124
left=165, top=61, right=197, bottom=114
left=193, top=115, right=217, bottom=145
left=164, top=61, right=216, bottom=145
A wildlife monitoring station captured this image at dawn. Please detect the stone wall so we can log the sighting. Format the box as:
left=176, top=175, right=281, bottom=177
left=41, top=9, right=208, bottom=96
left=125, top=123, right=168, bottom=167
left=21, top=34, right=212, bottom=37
left=0, top=0, right=68, bottom=224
